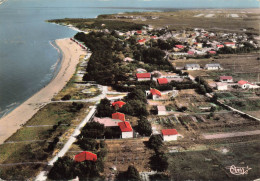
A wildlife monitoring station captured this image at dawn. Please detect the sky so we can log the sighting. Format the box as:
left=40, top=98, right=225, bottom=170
left=88, top=0, right=260, bottom=9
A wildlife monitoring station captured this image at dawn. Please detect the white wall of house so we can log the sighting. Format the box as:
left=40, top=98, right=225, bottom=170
left=220, top=79, right=233, bottom=83
left=152, top=95, right=161, bottom=100
left=217, top=84, right=228, bottom=90
left=137, top=78, right=151, bottom=81
left=122, top=131, right=133, bottom=139
left=205, top=66, right=219, bottom=70
left=158, top=110, right=167, bottom=116
left=163, top=135, right=178, bottom=141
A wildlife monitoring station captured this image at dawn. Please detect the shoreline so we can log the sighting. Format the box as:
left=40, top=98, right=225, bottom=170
left=0, top=38, right=86, bottom=144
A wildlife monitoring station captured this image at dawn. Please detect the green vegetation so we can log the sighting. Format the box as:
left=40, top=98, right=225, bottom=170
left=117, top=165, right=141, bottom=181
left=136, top=117, right=152, bottom=136
left=0, top=103, right=88, bottom=180
left=96, top=98, right=115, bottom=117
left=148, top=135, right=163, bottom=151
left=48, top=18, right=145, bottom=31
left=119, top=89, right=148, bottom=117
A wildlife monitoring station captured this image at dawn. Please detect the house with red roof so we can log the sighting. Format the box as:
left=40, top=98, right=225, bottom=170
left=157, top=78, right=168, bottom=85
left=219, top=76, right=233, bottom=83
left=118, top=121, right=133, bottom=138
left=208, top=51, right=216, bottom=55
left=216, top=44, right=224, bottom=50
left=136, top=73, right=151, bottom=81
left=224, top=42, right=236, bottom=48
left=74, top=151, right=97, bottom=162
left=136, top=30, right=142, bottom=35
left=146, top=88, right=162, bottom=100
left=238, top=80, right=259, bottom=89
left=138, top=39, right=146, bottom=45
left=161, top=129, right=179, bottom=141
left=175, top=45, right=184, bottom=49
left=112, top=101, right=126, bottom=109
left=112, top=112, right=125, bottom=122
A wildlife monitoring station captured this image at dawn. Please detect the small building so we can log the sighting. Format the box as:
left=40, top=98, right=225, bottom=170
left=175, top=45, right=184, bottom=49
left=124, top=57, right=134, bottom=62
left=136, top=73, right=151, bottom=81
left=74, top=151, right=97, bottom=162
left=208, top=51, right=216, bottom=55
left=157, top=106, right=167, bottom=115
left=204, top=63, right=221, bottom=70
left=150, top=35, right=158, bottom=40
left=138, top=39, right=146, bottom=45
left=224, top=42, right=236, bottom=48
left=217, top=44, right=224, bottom=50
left=238, top=80, right=260, bottom=89
left=216, top=82, right=228, bottom=90
left=136, top=68, right=147, bottom=73
left=112, top=101, right=126, bottom=109
left=118, top=121, right=133, bottom=138
left=161, top=129, right=179, bottom=141
left=112, top=112, right=125, bottom=122
left=148, top=88, right=162, bottom=100
left=219, top=76, right=233, bottom=83
left=157, top=78, right=168, bottom=85
left=185, top=64, right=200, bottom=70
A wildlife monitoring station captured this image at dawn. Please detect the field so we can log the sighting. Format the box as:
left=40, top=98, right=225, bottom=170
left=107, top=9, right=260, bottom=34
left=167, top=139, right=260, bottom=181
left=174, top=53, right=260, bottom=82
left=0, top=102, right=92, bottom=180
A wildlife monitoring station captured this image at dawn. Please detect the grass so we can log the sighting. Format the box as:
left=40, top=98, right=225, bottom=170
left=167, top=140, right=260, bottom=181
left=0, top=102, right=92, bottom=180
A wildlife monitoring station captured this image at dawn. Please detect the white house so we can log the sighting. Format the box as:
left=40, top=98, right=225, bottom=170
left=157, top=106, right=167, bottom=115
left=216, top=82, right=228, bottom=90
left=161, top=129, right=179, bottom=141
left=118, top=121, right=133, bottom=139
left=238, top=80, right=260, bottom=89
left=185, top=64, right=200, bottom=70
left=204, top=63, right=222, bottom=70
left=219, top=76, right=233, bottom=83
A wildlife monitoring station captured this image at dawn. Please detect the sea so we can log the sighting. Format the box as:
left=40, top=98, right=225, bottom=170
left=0, top=0, right=258, bottom=118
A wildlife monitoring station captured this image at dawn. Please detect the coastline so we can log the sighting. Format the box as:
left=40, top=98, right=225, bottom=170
left=0, top=38, right=86, bottom=144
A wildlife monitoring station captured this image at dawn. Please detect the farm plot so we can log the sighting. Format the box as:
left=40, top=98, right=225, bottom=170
left=178, top=112, right=260, bottom=134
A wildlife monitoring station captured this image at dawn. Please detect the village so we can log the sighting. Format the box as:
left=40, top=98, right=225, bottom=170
left=1, top=10, right=260, bottom=181
left=51, top=22, right=260, bottom=180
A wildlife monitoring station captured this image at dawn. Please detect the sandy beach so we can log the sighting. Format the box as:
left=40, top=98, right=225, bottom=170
left=0, top=38, right=85, bottom=144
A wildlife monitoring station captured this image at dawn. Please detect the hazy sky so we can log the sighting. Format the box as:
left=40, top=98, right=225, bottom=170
left=88, top=0, right=259, bottom=8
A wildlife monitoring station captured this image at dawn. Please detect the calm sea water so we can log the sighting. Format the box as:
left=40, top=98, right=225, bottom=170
left=0, top=0, right=258, bottom=117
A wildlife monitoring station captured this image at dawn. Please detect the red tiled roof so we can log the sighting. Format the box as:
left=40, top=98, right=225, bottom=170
left=208, top=51, right=216, bottom=54
left=137, top=30, right=142, bottom=34
left=150, top=89, right=161, bottom=96
left=112, top=112, right=125, bottom=122
left=74, top=151, right=97, bottom=162
left=220, top=76, right=233, bottom=80
left=112, top=101, right=126, bottom=108
left=217, top=45, right=224, bottom=47
left=118, top=121, right=133, bottom=132
left=136, top=73, right=151, bottom=79
left=157, top=78, right=168, bottom=85
left=175, top=45, right=184, bottom=49
left=188, top=51, right=194, bottom=55
left=161, top=129, right=178, bottom=136
left=150, top=36, right=157, bottom=39
left=224, top=42, right=235, bottom=45
left=138, top=39, right=146, bottom=43
left=238, top=80, right=249, bottom=85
